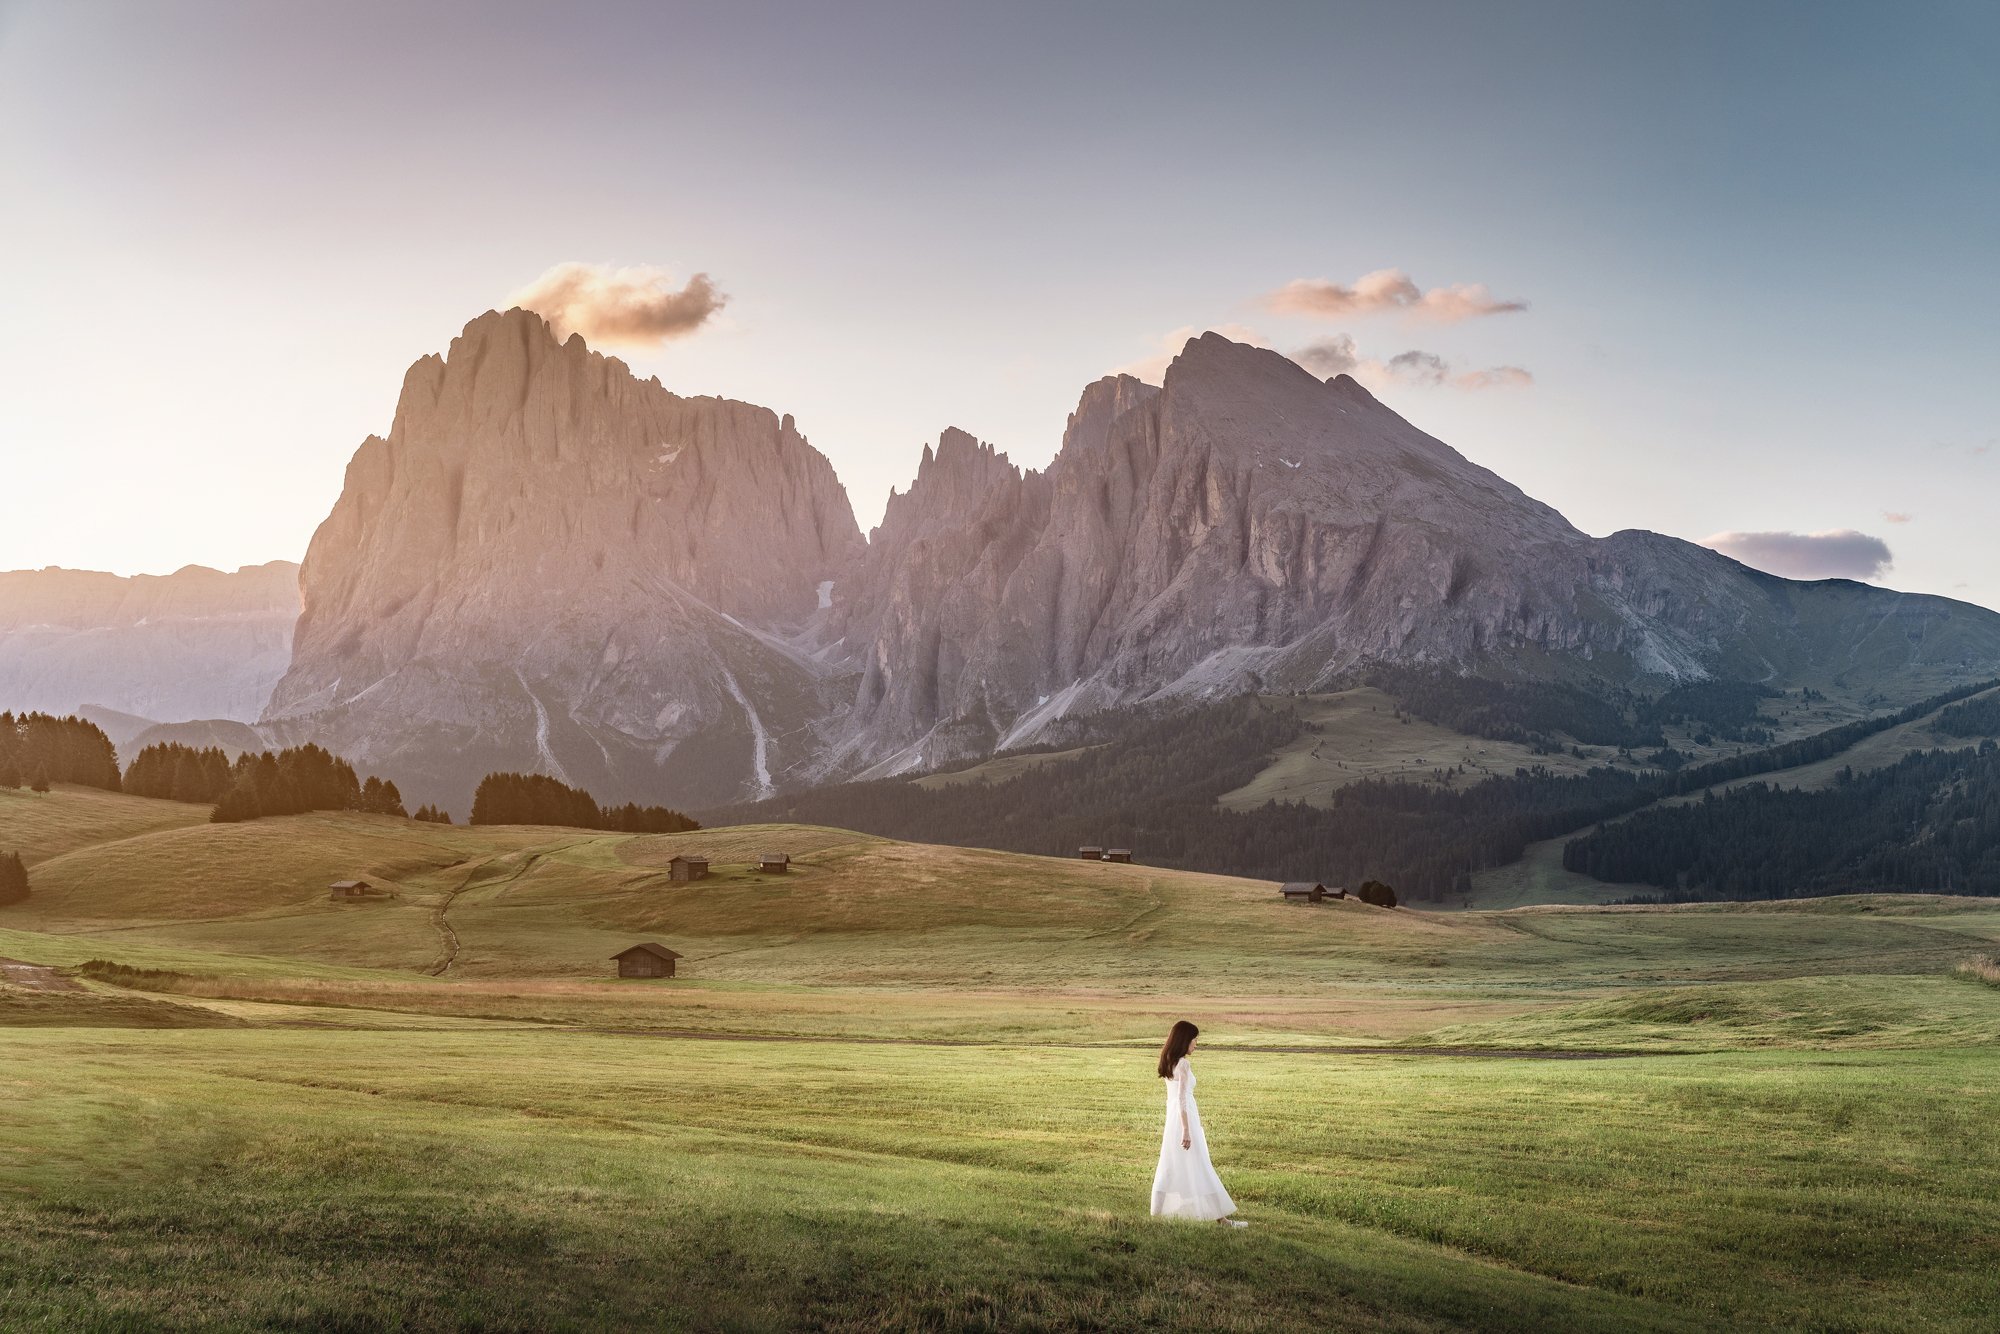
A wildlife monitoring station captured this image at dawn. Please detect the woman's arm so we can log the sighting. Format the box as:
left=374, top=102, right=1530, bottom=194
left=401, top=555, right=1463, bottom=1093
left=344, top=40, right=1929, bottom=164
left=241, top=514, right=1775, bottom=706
left=1178, top=1064, right=1191, bottom=1149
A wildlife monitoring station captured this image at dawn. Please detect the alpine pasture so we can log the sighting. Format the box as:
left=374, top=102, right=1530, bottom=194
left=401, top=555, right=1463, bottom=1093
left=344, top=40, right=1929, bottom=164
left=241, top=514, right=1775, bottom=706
left=4, top=782, right=2000, bottom=1330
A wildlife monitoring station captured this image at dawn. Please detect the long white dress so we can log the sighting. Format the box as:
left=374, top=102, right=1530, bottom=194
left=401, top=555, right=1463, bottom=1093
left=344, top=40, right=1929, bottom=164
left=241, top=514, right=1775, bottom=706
left=1150, top=1057, right=1236, bottom=1220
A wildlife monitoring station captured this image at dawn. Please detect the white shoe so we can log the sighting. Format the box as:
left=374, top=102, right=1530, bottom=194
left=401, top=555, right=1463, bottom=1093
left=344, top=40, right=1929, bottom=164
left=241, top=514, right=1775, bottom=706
left=1220, top=1218, right=1248, bottom=1228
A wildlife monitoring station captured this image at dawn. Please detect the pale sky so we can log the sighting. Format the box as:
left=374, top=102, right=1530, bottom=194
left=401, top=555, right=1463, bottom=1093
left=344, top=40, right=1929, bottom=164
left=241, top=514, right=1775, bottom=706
left=2, top=1, right=1996, bottom=607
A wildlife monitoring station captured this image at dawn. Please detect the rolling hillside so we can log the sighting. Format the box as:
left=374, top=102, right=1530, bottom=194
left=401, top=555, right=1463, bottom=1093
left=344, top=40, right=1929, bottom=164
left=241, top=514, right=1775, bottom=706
left=9, top=786, right=2000, bottom=1330
left=6, top=784, right=2000, bottom=1049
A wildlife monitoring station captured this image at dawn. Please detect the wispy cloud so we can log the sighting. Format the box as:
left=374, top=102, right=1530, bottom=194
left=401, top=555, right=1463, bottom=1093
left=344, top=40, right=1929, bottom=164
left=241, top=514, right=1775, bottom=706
left=1882, top=511, right=1915, bottom=524
left=1122, top=324, right=1533, bottom=394
left=1264, top=268, right=1526, bottom=324
left=509, top=262, right=725, bottom=350
left=1293, top=335, right=1359, bottom=377
left=1293, top=341, right=1531, bottom=392
left=1702, top=529, right=1894, bottom=582
left=1452, top=365, right=1534, bottom=391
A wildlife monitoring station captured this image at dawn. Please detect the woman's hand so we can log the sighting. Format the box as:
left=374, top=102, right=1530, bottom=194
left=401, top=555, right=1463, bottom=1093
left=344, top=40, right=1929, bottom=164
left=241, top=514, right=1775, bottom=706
left=1181, top=1131, right=1191, bottom=1150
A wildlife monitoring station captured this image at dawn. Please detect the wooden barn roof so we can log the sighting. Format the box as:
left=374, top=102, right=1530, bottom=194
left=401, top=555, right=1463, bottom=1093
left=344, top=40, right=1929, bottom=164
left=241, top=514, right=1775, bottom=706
left=1280, top=881, right=1325, bottom=894
left=329, top=879, right=371, bottom=890
left=611, top=942, right=683, bottom=961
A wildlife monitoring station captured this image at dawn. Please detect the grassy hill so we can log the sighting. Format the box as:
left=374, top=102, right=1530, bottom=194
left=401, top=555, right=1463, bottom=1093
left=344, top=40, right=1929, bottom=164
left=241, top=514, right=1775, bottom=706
left=9, top=785, right=2000, bottom=1328
left=0, top=783, right=207, bottom=864
left=7, top=786, right=2000, bottom=1040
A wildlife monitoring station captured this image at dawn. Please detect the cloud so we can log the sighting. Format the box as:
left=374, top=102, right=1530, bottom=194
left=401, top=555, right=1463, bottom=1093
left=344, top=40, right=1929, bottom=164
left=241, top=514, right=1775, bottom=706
left=1701, top=529, right=1894, bottom=582
left=1265, top=268, right=1526, bottom=324
left=1386, top=349, right=1451, bottom=386
left=509, top=262, right=725, bottom=350
left=1293, top=335, right=1359, bottom=377
left=1303, top=345, right=1530, bottom=392
left=1452, top=364, right=1534, bottom=391
left=1882, top=511, right=1915, bottom=524
left=1115, top=323, right=1267, bottom=381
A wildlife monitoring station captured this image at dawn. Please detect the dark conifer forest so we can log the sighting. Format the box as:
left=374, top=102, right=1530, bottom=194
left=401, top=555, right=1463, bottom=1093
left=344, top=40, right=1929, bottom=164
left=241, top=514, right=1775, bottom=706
left=1933, top=693, right=2000, bottom=738
left=0, top=713, right=121, bottom=792
left=469, top=771, right=700, bottom=833
left=716, top=680, right=2000, bottom=902
left=209, top=745, right=408, bottom=823
left=1565, top=742, right=2000, bottom=900
left=0, top=850, right=28, bottom=907
left=123, top=743, right=235, bottom=803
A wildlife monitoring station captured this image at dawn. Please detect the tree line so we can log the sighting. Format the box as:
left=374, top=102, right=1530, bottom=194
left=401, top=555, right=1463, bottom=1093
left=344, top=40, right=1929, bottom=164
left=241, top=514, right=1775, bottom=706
left=0, top=851, right=27, bottom=907
left=713, top=697, right=1644, bottom=901
left=714, top=677, right=2000, bottom=902
left=469, top=771, right=700, bottom=832
left=1564, top=741, right=2000, bottom=901
left=209, top=744, right=409, bottom=823
left=3, top=707, right=705, bottom=835
left=1933, top=692, right=2000, bottom=739
left=0, top=713, right=121, bottom=792
left=123, top=743, right=235, bottom=803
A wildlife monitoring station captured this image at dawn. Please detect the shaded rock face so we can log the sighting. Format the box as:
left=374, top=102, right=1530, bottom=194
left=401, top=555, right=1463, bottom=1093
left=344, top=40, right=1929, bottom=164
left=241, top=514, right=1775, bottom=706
left=824, top=335, right=2000, bottom=770
left=0, top=562, right=298, bottom=726
left=268, top=318, right=2000, bottom=810
left=262, top=309, right=864, bottom=811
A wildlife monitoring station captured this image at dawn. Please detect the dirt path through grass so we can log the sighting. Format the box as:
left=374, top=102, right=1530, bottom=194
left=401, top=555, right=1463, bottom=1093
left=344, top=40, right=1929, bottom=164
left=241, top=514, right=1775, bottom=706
left=427, top=844, right=587, bottom=975
left=0, top=957, right=82, bottom=991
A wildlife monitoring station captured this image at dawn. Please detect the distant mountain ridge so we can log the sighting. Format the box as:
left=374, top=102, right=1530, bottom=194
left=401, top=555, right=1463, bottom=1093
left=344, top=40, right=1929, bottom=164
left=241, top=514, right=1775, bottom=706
left=823, top=336, right=2000, bottom=777
left=0, top=561, right=298, bottom=726
left=254, top=311, right=2000, bottom=813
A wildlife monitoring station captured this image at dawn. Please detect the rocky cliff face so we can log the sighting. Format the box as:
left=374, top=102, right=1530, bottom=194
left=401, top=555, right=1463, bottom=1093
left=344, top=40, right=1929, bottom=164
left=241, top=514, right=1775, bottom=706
left=0, top=561, right=298, bottom=726
left=267, top=318, right=2000, bottom=810
left=262, top=308, right=864, bottom=811
left=823, top=335, right=2000, bottom=772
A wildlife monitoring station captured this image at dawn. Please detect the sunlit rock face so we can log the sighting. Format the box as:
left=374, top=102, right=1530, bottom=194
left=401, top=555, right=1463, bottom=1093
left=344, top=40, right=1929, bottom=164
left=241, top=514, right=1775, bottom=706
left=268, top=320, right=2000, bottom=810
left=0, top=562, right=298, bottom=728
left=263, top=309, right=864, bottom=811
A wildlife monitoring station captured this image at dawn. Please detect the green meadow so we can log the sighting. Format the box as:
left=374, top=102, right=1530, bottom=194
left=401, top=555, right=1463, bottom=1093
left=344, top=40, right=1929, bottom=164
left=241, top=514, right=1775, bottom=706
left=5, top=783, right=2000, bottom=1330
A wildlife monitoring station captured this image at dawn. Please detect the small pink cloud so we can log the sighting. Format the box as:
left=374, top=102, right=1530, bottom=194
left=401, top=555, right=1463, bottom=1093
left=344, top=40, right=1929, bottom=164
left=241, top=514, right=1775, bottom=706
left=509, top=262, right=725, bottom=350
left=1265, top=268, right=1526, bottom=324
left=1452, top=365, right=1534, bottom=391
left=1882, top=511, right=1915, bottom=524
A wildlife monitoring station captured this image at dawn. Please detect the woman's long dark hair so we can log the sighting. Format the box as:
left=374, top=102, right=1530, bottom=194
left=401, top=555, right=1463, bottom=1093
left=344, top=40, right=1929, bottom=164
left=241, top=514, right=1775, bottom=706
left=1157, top=1020, right=1199, bottom=1078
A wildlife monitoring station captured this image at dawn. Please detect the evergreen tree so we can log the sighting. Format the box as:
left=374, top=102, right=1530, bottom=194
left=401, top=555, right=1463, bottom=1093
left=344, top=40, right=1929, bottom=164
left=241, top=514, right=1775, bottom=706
left=29, top=769, right=50, bottom=793
left=469, top=772, right=698, bottom=833
left=0, top=713, right=120, bottom=791
left=0, top=851, right=27, bottom=907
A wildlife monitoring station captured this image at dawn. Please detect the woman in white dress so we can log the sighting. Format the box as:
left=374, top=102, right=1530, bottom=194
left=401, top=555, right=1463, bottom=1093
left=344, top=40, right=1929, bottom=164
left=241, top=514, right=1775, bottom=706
left=1150, top=1020, right=1246, bottom=1226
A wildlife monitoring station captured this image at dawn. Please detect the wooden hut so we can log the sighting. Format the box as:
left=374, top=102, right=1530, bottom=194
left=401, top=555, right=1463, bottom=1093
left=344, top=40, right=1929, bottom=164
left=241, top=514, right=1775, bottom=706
left=757, top=853, right=790, bottom=874
left=1078, top=846, right=1104, bottom=860
left=667, top=855, right=710, bottom=883
left=1104, top=848, right=1134, bottom=863
left=611, top=943, right=682, bottom=978
left=328, top=879, right=376, bottom=901
left=1280, top=881, right=1327, bottom=903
